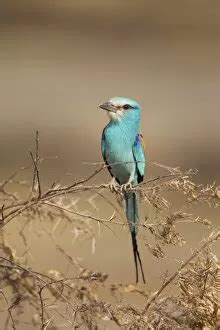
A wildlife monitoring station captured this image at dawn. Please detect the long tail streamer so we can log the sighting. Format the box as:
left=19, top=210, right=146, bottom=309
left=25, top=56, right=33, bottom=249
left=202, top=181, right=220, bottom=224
left=124, top=190, right=146, bottom=283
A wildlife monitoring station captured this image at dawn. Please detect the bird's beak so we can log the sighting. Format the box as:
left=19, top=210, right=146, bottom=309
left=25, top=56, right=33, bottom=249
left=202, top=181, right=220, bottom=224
left=99, top=101, right=117, bottom=113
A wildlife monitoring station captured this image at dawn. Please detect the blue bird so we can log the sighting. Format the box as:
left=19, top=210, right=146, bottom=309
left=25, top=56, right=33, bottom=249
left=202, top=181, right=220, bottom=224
left=99, top=96, right=146, bottom=283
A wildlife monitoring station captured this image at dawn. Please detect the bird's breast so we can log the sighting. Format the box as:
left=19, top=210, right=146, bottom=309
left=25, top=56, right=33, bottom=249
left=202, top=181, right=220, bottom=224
left=104, top=127, right=136, bottom=184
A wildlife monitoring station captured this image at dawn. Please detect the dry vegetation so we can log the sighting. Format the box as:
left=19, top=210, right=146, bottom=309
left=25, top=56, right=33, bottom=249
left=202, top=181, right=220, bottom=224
left=0, top=132, right=219, bottom=329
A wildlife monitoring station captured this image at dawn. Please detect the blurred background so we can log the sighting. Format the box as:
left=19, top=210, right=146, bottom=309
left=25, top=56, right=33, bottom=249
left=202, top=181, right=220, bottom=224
left=1, top=0, right=220, bottom=177
left=0, top=0, right=219, bottom=304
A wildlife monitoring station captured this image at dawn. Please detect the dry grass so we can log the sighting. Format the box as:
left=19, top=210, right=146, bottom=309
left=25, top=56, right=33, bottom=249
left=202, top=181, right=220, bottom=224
left=0, top=132, right=219, bottom=329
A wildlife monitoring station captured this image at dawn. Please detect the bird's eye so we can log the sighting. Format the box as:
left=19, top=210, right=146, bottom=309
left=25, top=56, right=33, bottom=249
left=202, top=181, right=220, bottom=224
left=123, top=104, right=130, bottom=110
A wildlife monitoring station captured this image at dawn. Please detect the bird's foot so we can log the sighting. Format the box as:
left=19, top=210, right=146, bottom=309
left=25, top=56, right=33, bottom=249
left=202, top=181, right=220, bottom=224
left=120, top=181, right=133, bottom=192
left=108, top=178, right=119, bottom=193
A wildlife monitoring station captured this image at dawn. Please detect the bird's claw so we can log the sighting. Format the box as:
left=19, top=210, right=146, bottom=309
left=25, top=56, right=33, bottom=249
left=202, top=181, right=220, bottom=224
left=120, top=182, right=133, bottom=192
left=108, top=178, right=119, bottom=193
left=107, top=179, right=133, bottom=193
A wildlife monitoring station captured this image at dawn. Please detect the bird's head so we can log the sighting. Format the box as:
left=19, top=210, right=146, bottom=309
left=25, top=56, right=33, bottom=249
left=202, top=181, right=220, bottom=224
left=99, top=96, right=141, bottom=122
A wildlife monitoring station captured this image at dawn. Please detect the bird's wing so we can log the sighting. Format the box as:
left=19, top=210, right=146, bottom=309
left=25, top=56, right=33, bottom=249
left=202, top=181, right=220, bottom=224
left=101, top=129, right=120, bottom=182
left=132, top=133, right=145, bottom=183
left=101, top=129, right=107, bottom=164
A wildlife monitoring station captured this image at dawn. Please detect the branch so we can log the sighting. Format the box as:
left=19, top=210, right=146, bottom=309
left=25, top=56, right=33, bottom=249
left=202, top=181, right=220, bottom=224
left=142, top=230, right=220, bottom=314
left=0, top=289, right=16, bottom=330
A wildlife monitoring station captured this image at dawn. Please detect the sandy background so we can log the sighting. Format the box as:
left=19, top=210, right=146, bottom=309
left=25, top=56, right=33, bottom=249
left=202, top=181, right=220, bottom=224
left=0, top=2, right=219, bottom=326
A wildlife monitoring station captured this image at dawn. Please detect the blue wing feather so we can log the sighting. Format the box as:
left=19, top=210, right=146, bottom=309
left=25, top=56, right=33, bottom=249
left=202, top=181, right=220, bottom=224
left=101, top=129, right=106, bottom=162
left=133, top=134, right=145, bottom=183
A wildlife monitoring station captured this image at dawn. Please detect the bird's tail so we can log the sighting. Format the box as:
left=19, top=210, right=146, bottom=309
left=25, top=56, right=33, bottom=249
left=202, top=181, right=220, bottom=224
left=124, top=190, right=146, bottom=283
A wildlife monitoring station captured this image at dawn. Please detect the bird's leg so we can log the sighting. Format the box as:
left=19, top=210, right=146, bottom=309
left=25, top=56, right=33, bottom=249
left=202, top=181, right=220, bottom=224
left=109, top=177, right=118, bottom=192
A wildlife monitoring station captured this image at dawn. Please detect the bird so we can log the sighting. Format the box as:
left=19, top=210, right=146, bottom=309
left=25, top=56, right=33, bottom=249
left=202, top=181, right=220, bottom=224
left=99, top=96, right=146, bottom=283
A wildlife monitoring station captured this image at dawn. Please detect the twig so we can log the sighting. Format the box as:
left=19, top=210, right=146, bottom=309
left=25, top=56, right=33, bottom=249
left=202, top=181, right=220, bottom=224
left=142, top=230, right=220, bottom=314
left=38, top=286, right=45, bottom=329
left=30, top=151, right=41, bottom=199
left=1, top=204, right=5, bottom=222
left=0, top=289, right=16, bottom=329
left=43, top=201, right=116, bottom=224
